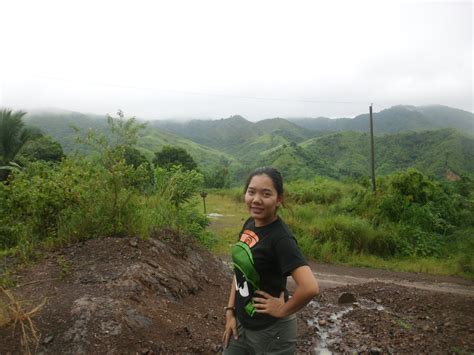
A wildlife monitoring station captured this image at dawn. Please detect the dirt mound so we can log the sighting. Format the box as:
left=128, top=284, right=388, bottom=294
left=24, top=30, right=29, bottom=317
left=0, top=232, right=232, bottom=354
left=2, top=234, right=473, bottom=354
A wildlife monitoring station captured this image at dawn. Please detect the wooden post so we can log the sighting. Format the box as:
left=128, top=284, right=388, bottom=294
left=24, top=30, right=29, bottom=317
left=200, top=191, right=208, bottom=214
left=369, top=104, right=376, bottom=192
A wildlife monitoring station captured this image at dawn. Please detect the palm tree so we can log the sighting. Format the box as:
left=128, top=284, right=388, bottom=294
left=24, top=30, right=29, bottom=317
left=0, top=109, right=28, bottom=180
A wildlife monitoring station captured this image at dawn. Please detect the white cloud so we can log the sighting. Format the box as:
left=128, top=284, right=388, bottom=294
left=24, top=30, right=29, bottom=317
left=1, top=0, right=472, bottom=120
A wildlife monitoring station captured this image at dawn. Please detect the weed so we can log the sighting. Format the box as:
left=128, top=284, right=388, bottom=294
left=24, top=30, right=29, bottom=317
left=396, top=319, right=412, bottom=330
left=0, top=272, right=16, bottom=288
left=1, top=288, right=46, bottom=354
left=56, top=255, right=71, bottom=278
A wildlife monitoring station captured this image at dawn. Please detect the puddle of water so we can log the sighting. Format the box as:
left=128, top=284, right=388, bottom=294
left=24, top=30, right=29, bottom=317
left=307, top=298, right=386, bottom=354
left=207, top=213, right=224, bottom=218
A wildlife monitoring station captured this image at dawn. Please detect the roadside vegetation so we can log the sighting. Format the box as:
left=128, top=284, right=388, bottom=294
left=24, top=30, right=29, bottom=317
left=211, top=173, right=474, bottom=279
left=0, top=110, right=212, bottom=288
left=1, top=108, right=473, bottom=285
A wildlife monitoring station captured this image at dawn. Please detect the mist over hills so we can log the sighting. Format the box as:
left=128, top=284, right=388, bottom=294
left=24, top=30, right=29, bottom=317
left=19, top=104, right=474, bottom=182
left=287, top=105, right=474, bottom=134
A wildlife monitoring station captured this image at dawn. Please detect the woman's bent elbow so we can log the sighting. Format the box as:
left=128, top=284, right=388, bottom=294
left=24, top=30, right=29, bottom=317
left=309, top=281, right=320, bottom=298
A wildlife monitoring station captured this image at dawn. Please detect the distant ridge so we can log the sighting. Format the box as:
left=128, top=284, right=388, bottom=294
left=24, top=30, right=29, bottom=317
left=149, top=115, right=313, bottom=152
left=287, top=105, right=474, bottom=134
left=16, top=104, right=474, bottom=182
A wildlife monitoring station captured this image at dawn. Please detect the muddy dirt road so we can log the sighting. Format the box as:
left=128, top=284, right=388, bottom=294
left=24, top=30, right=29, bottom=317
left=293, top=261, right=474, bottom=354
left=305, top=261, right=474, bottom=296
left=1, top=236, right=473, bottom=354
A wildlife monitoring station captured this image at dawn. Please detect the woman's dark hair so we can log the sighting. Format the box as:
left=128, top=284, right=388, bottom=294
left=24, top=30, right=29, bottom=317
left=244, top=167, right=284, bottom=197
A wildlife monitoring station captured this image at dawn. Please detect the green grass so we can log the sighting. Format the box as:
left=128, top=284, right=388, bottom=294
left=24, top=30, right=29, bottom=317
left=206, top=185, right=474, bottom=280
left=204, top=192, right=248, bottom=255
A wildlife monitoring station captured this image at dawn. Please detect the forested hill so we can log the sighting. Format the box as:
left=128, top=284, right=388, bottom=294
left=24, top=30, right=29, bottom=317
left=21, top=106, right=474, bottom=182
left=23, top=109, right=241, bottom=172
left=287, top=105, right=474, bottom=134
left=149, top=115, right=313, bottom=152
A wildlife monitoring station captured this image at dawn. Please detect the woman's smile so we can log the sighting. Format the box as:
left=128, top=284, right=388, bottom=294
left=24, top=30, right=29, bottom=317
left=245, top=175, right=282, bottom=227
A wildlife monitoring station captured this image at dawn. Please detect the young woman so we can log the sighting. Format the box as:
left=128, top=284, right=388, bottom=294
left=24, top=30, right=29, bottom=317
left=222, top=167, right=319, bottom=354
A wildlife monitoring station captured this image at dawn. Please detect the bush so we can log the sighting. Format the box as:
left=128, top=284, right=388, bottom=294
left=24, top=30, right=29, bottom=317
left=0, top=114, right=210, bottom=259
left=287, top=178, right=346, bottom=204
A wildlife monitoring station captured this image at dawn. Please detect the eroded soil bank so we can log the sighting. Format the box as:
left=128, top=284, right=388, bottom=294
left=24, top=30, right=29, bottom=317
left=1, top=234, right=473, bottom=354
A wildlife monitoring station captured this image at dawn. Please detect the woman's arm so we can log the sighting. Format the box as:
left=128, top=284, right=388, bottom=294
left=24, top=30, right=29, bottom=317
left=253, top=265, right=319, bottom=318
left=222, top=276, right=239, bottom=348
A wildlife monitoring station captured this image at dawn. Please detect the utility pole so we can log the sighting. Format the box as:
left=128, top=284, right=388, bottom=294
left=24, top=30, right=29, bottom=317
left=369, top=104, right=376, bottom=192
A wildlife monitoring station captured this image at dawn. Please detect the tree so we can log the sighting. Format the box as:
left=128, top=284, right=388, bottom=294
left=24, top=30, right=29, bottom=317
left=18, top=136, right=65, bottom=163
left=0, top=109, right=27, bottom=164
left=153, top=146, right=197, bottom=171
left=0, top=109, right=43, bottom=180
left=122, top=146, right=149, bottom=168
left=204, top=167, right=230, bottom=188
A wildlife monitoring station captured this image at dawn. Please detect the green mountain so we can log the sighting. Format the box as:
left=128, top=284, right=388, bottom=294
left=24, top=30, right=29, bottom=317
left=234, top=129, right=473, bottom=182
left=20, top=106, right=474, bottom=183
left=291, top=128, right=474, bottom=180
left=288, top=105, right=474, bottom=134
left=23, top=109, right=241, bottom=171
left=149, top=115, right=313, bottom=153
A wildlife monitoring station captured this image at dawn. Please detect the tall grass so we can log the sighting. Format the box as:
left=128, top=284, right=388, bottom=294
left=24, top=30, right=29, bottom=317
left=210, top=172, right=474, bottom=279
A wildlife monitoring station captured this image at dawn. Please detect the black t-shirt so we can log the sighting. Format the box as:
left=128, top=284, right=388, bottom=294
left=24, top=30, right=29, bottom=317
left=234, top=216, right=308, bottom=330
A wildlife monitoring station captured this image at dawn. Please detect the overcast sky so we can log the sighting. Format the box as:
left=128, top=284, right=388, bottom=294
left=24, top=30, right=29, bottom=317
left=0, top=0, right=472, bottom=121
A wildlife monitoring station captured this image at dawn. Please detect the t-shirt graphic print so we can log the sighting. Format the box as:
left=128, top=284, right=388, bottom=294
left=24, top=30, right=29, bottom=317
left=232, top=217, right=308, bottom=330
left=231, top=229, right=260, bottom=317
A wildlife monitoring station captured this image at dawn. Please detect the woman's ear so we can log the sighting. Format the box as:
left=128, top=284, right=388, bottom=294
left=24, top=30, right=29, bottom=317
left=277, top=196, right=283, bottom=206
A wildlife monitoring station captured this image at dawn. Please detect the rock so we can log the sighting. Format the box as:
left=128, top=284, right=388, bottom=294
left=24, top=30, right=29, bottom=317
left=100, top=320, right=122, bottom=336
left=375, top=298, right=382, bottom=303
left=146, top=260, right=159, bottom=268
left=174, top=326, right=192, bottom=338
left=352, top=302, right=360, bottom=307
left=318, top=319, right=327, bottom=326
left=124, top=309, right=152, bottom=329
left=370, top=347, right=383, bottom=354
left=338, top=292, right=357, bottom=304
left=43, top=335, right=54, bottom=344
left=129, top=239, right=138, bottom=247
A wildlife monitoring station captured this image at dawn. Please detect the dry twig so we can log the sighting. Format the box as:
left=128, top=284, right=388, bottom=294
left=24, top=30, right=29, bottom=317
left=1, top=288, right=47, bottom=355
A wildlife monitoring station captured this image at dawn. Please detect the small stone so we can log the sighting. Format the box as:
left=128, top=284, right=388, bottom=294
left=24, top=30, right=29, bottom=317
left=375, top=298, right=382, bottom=303
left=129, top=239, right=138, bottom=247
left=318, top=319, right=327, bottom=326
left=370, top=347, right=382, bottom=354
left=146, top=260, right=159, bottom=268
left=352, top=302, right=360, bottom=307
left=43, top=335, right=54, bottom=344
left=338, top=292, right=357, bottom=304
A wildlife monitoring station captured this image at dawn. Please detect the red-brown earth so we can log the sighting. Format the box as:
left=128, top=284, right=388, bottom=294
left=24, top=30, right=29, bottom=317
left=1, top=232, right=473, bottom=354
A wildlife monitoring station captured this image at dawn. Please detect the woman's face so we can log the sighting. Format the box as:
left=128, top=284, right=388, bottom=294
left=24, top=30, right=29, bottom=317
left=244, top=174, right=282, bottom=227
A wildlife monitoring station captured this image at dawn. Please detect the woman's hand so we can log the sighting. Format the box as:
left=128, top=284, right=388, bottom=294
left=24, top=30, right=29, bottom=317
left=253, top=290, right=286, bottom=318
left=222, top=312, right=238, bottom=349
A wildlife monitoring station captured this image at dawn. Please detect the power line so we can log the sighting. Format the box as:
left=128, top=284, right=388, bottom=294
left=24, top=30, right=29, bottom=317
left=34, top=75, right=372, bottom=106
